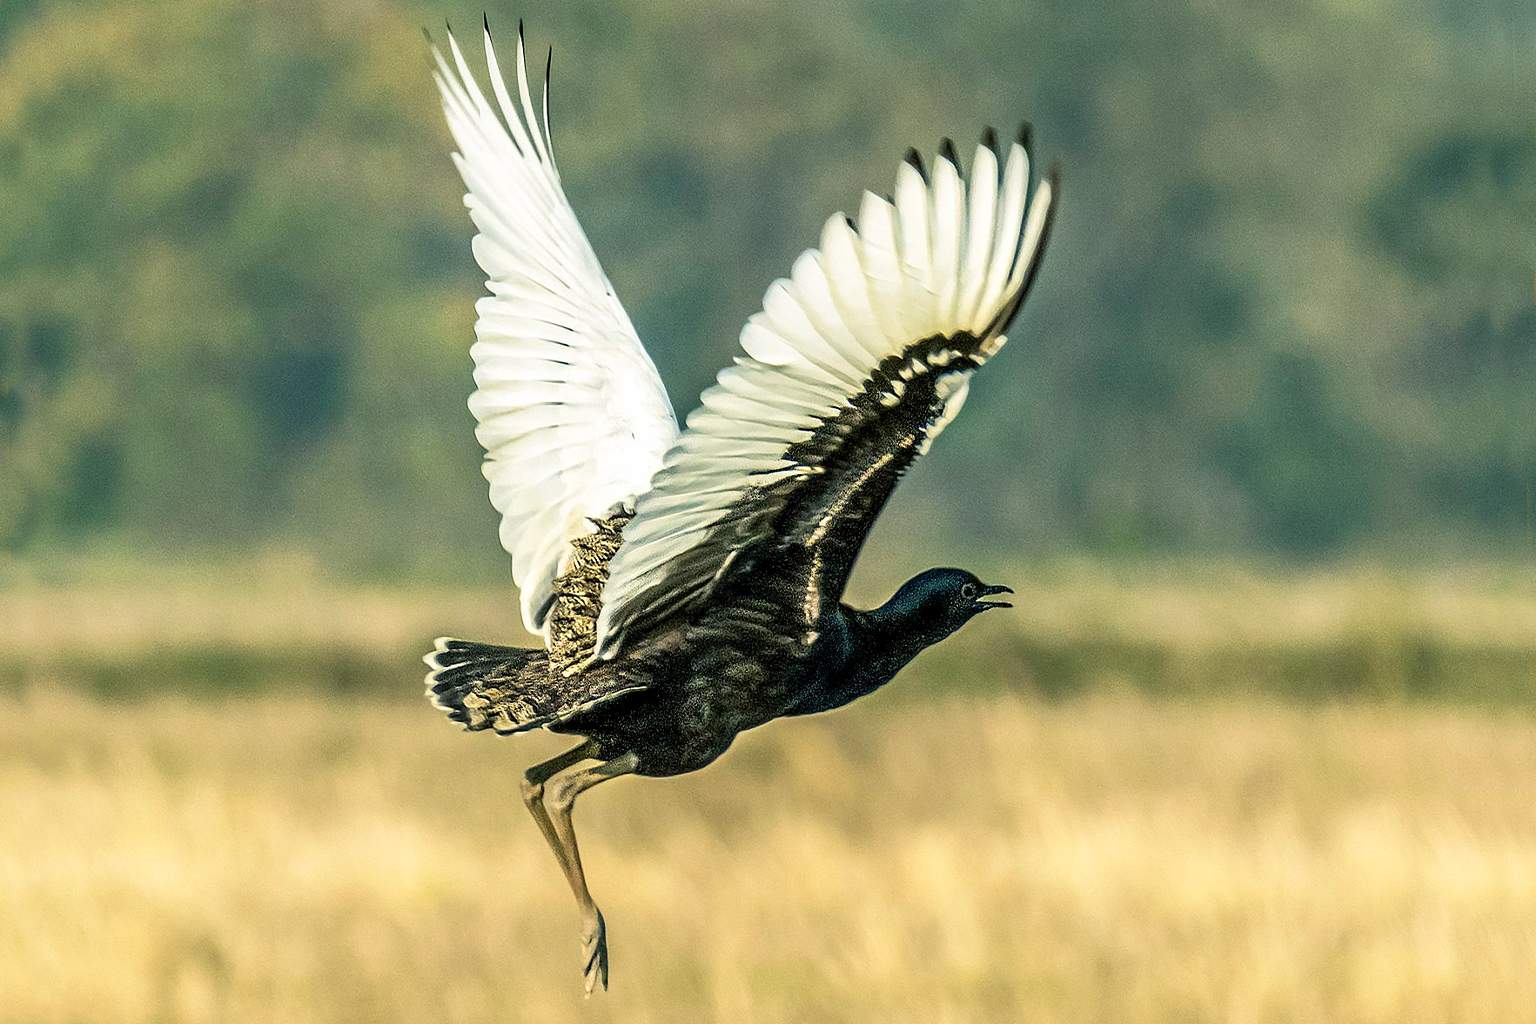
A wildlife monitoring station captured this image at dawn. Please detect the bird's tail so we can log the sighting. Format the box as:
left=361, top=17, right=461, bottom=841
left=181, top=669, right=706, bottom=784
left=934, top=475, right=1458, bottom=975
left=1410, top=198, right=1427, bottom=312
left=423, top=637, right=560, bottom=734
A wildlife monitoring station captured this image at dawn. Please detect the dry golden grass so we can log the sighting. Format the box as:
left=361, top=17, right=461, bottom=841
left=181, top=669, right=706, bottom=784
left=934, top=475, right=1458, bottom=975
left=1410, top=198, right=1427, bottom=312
left=3, top=687, right=1535, bottom=1023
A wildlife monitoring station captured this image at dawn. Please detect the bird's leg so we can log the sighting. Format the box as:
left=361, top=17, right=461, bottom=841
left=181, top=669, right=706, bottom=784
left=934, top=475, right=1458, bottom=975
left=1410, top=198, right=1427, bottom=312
left=545, top=750, right=640, bottom=994
left=520, top=739, right=597, bottom=874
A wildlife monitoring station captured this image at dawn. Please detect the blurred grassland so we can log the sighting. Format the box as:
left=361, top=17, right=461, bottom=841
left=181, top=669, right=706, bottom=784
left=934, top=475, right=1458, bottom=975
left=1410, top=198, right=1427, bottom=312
left=3, top=562, right=1533, bottom=704
left=3, top=688, right=1535, bottom=1023
left=3, top=569, right=1534, bottom=1021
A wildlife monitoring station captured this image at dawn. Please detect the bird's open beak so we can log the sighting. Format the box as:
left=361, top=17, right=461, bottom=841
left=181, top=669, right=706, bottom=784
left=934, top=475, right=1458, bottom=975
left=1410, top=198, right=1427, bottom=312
left=976, top=583, right=1013, bottom=610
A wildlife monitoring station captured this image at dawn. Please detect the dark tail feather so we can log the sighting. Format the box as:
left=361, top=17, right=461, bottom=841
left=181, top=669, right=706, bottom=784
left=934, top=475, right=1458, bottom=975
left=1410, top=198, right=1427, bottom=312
left=423, top=637, right=556, bottom=735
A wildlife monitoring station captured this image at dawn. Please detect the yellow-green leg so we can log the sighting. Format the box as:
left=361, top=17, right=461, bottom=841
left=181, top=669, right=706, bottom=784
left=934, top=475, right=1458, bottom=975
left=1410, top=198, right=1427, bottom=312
left=519, top=740, right=596, bottom=875
left=545, top=751, right=639, bottom=994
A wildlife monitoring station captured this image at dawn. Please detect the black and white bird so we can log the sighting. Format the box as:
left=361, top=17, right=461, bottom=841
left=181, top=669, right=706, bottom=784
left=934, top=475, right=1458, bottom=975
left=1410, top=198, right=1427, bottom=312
left=423, top=22, right=1055, bottom=993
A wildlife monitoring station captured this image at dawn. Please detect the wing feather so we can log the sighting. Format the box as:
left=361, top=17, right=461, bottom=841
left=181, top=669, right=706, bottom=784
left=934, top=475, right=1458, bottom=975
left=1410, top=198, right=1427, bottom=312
left=594, top=135, right=1057, bottom=657
left=432, top=25, right=679, bottom=637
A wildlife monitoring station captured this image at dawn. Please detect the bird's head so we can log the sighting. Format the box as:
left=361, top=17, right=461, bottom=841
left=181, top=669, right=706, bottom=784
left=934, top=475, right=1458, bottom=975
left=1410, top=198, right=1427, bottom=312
left=887, top=567, right=1013, bottom=642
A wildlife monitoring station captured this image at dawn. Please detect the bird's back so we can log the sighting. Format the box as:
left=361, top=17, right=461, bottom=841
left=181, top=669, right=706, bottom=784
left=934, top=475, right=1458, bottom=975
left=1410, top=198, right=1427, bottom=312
left=545, top=509, right=633, bottom=677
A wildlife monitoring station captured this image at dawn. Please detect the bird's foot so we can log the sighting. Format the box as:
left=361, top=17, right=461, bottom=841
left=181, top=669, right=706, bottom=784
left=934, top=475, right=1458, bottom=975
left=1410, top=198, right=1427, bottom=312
left=581, top=909, right=609, bottom=995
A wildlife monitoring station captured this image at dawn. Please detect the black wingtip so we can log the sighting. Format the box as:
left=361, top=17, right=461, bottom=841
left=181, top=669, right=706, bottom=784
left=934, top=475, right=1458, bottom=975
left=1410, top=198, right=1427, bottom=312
left=1016, top=121, right=1034, bottom=151
left=483, top=12, right=491, bottom=36
left=844, top=214, right=857, bottom=232
left=904, top=147, right=927, bottom=181
left=938, top=136, right=959, bottom=167
left=981, top=126, right=999, bottom=154
left=544, top=46, right=555, bottom=146
left=422, top=25, right=434, bottom=46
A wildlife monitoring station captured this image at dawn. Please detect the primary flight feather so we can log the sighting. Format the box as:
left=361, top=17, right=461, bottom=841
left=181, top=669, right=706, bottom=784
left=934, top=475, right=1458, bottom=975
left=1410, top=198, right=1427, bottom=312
left=431, top=27, right=678, bottom=637
left=423, top=22, right=1056, bottom=994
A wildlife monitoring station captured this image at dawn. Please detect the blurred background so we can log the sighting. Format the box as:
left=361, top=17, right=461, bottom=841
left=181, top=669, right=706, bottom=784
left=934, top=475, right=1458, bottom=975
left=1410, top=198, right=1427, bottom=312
left=2, top=0, right=1534, bottom=1021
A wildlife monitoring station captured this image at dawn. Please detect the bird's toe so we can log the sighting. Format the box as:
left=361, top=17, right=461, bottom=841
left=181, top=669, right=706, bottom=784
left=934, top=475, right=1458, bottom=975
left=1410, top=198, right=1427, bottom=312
left=581, top=909, right=609, bottom=995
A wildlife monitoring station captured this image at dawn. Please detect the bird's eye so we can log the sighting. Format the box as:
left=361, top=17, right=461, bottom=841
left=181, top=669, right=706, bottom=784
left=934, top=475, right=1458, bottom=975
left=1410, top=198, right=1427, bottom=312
left=960, top=582, right=978, bottom=600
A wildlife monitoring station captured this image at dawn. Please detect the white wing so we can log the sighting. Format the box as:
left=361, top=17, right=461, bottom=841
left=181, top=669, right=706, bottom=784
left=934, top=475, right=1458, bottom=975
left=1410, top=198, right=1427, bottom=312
left=594, top=133, right=1056, bottom=657
left=432, top=25, right=679, bottom=637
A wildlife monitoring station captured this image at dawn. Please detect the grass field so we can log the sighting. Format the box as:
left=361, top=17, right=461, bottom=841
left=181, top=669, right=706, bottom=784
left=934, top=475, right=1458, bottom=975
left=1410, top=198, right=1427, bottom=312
left=4, top=563, right=1535, bottom=701
left=4, top=686, right=1535, bottom=1023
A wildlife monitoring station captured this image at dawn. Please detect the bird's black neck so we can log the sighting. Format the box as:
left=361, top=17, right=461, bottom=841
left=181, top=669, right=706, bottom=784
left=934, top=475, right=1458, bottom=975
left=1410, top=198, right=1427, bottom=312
left=787, top=593, right=948, bottom=717
left=844, top=599, right=948, bottom=684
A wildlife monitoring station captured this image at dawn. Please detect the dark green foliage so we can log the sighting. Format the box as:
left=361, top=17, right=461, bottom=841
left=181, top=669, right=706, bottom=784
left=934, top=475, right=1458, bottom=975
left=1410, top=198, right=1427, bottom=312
left=7, top=621, right=1533, bottom=708
left=0, top=0, right=1531, bottom=575
left=910, top=628, right=1536, bottom=709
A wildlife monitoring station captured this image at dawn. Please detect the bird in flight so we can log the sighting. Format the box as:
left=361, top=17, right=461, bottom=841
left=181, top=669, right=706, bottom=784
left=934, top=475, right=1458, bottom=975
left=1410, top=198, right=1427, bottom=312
left=423, top=21, right=1055, bottom=994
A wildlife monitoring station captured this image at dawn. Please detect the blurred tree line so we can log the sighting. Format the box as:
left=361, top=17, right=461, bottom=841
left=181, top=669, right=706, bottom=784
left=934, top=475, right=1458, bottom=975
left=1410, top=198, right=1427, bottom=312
left=0, top=0, right=1531, bottom=582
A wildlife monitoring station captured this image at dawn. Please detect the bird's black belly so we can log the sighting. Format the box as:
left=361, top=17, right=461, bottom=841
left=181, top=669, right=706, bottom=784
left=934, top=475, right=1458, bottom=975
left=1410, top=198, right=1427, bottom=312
left=568, top=688, right=755, bottom=777
left=560, top=659, right=798, bottom=777
left=554, top=604, right=833, bottom=777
